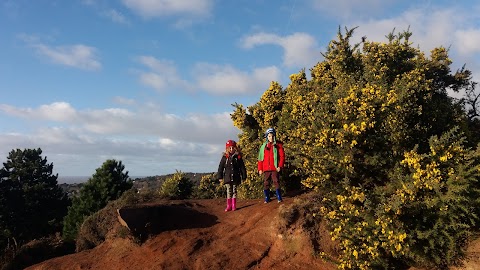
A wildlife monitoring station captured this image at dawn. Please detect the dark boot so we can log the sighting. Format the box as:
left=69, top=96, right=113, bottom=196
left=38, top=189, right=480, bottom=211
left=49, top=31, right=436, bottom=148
left=276, top=189, right=282, bottom=203
left=263, top=190, right=270, bottom=203
left=225, top=198, right=232, bottom=212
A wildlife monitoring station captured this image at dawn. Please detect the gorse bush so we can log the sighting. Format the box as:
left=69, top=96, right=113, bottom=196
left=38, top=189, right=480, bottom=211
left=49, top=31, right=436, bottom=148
left=319, top=129, right=480, bottom=269
left=231, top=27, right=480, bottom=269
left=194, top=173, right=224, bottom=199
left=159, top=171, right=194, bottom=199
left=394, top=129, right=480, bottom=267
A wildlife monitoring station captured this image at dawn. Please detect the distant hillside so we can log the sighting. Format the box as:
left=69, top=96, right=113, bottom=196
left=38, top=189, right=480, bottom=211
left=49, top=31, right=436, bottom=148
left=132, top=172, right=215, bottom=192
left=57, top=176, right=90, bottom=184
left=59, top=172, right=215, bottom=197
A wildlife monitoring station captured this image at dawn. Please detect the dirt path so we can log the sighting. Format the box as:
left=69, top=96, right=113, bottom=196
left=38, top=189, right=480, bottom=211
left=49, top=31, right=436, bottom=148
left=26, top=197, right=337, bottom=270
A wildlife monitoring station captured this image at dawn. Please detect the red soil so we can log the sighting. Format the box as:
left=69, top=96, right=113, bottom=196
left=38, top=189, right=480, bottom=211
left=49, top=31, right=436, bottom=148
left=25, top=197, right=338, bottom=270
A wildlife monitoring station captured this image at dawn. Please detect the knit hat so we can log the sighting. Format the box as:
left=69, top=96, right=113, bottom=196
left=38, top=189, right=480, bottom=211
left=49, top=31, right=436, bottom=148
left=264, top=127, right=276, bottom=138
left=225, top=140, right=236, bottom=148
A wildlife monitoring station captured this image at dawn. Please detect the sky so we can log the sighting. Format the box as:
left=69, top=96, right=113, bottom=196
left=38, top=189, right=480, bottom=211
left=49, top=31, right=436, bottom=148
left=1, top=0, right=480, bottom=180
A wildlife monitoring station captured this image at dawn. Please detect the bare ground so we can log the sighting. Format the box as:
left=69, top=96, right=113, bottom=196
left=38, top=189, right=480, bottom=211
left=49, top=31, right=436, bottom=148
left=23, top=195, right=480, bottom=270
left=25, top=197, right=338, bottom=270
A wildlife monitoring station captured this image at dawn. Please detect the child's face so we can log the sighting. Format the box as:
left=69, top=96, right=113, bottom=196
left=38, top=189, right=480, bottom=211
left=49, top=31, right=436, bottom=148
left=227, top=146, right=235, bottom=153
left=267, top=133, right=274, bottom=143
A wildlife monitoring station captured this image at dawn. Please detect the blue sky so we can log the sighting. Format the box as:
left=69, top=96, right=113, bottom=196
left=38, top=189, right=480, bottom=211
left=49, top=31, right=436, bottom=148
left=1, top=0, right=480, bottom=179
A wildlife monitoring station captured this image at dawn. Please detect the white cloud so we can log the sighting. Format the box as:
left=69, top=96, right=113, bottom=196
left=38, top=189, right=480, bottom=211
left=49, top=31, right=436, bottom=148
left=136, top=56, right=191, bottom=92
left=193, top=63, right=281, bottom=95
left=159, top=137, right=176, bottom=147
left=241, top=32, right=320, bottom=69
left=140, top=72, right=168, bottom=91
left=455, top=29, right=480, bottom=55
left=81, top=1, right=131, bottom=25
left=0, top=102, right=77, bottom=122
left=349, top=5, right=480, bottom=58
left=0, top=102, right=237, bottom=144
left=135, top=56, right=280, bottom=95
left=122, top=0, right=213, bottom=18
left=38, top=102, right=78, bottom=122
left=282, top=33, right=320, bottom=68
left=104, top=9, right=130, bottom=25
left=113, top=96, right=136, bottom=106
left=32, top=43, right=101, bottom=71
left=0, top=102, right=238, bottom=176
left=342, top=4, right=480, bottom=99
left=0, top=128, right=225, bottom=177
left=241, top=32, right=282, bottom=49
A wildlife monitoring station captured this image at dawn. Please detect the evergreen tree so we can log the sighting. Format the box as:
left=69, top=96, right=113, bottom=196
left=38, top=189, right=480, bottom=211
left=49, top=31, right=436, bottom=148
left=62, top=159, right=132, bottom=241
left=0, top=148, right=68, bottom=250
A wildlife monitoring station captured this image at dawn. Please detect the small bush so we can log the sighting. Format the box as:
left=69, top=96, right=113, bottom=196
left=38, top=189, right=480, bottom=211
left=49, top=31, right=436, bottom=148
left=158, top=171, right=194, bottom=199
left=75, top=189, right=159, bottom=252
left=193, top=173, right=224, bottom=199
left=1, top=234, right=75, bottom=270
left=237, top=173, right=265, bottom=199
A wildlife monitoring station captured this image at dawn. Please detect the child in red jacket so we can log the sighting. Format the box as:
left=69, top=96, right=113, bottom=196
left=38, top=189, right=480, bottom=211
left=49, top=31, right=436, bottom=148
left=257, top=128, right=285, bottom=203
left=218, top=140, right=247, bottom=211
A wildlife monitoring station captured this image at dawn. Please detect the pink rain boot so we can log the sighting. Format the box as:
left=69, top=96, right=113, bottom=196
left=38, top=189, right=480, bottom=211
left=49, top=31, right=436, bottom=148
left=232, top=198, right=237, bottom=211
left=225, top=198, right=232, bottom=212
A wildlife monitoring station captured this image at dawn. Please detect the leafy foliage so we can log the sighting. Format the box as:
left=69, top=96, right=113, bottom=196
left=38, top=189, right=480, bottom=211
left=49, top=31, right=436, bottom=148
left=232, top=27, right=480, bottom=269
left=158, top=170, right=194, bottom=199
left=231, top=81, right=303, bottom=199
left=193, top=173, right=224, bottom=199
left=0, top=148, right=68, bottom=252
left=62, top=159, right=132, bottom=241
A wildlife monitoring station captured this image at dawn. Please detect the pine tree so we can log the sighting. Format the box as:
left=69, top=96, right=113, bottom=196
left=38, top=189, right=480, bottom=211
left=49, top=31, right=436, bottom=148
left=62, top=159, right=132, bottom=241
left=0, top=148, right=68, bottom=250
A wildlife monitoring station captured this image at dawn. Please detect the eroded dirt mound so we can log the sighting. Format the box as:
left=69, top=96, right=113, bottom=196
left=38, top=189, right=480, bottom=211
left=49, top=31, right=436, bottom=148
left=117, top=201, right=219, bottom=241
left=26, top=197, right=337, bottom=270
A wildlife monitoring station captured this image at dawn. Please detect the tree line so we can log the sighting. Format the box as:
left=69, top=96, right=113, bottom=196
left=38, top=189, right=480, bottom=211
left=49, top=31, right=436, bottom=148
left=0, top=147, right=224, bottom=268
left=0, top=149, right=135, bottom=268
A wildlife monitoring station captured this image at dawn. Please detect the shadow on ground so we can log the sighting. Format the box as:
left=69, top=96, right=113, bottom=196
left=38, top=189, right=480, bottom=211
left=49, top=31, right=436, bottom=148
left=117, top=202, right=218, bottom=240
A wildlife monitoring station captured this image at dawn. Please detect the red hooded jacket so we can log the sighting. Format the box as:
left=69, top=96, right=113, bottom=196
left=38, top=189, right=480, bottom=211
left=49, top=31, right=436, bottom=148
left=257, top=141, right=285, bottom=172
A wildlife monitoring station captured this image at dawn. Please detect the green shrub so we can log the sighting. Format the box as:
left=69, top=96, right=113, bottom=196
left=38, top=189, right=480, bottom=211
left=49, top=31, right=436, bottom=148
left=231, top=26, right=480, bottom=269
left=158, top=171, right=193, bottom=199
left=320, top=129, right=480, bottom=269
left=193, top=173, right=224, bottom=199
left=1, top=234, right=75, bottom=270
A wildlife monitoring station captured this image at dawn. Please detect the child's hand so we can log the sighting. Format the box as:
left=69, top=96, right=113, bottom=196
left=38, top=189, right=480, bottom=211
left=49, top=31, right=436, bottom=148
left=219, top=179, right=223, bottom=183
left=258, top=170, right=263, bottom=175
left=276, top=167, right=281, bottom=172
